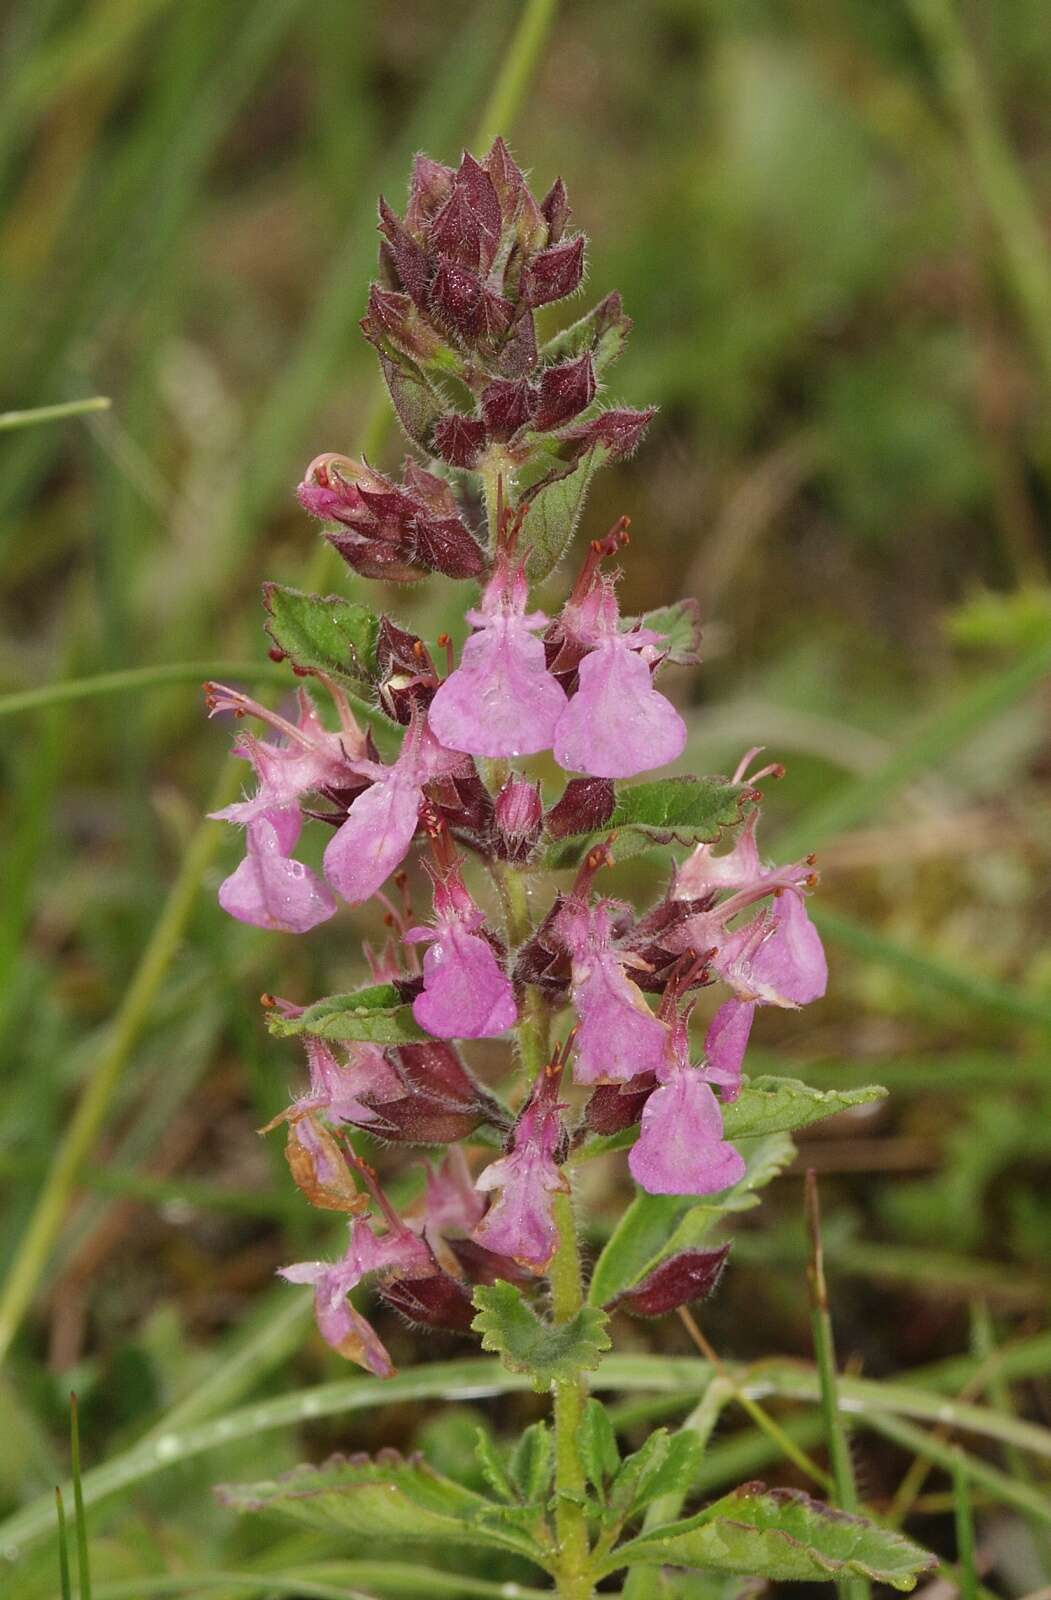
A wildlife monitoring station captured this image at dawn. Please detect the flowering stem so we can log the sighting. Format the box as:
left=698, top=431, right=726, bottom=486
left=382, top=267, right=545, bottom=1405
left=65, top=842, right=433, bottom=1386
left=494, top=860, right=550, bottom=1079
left=548, top=1189, right=593, bottom=1600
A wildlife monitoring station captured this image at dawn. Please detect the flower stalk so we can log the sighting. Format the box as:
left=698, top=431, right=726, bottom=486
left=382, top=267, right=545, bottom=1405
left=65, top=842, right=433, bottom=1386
left=548, top=1190, right=593, bottom=1600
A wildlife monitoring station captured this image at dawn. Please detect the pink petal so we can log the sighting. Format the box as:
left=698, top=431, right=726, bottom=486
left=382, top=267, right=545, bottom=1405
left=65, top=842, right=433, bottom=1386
left=218, top=817, right=337, bottom=933
left=473, top=1146, right=564, bottom=1273
left=323, top=773, right=421, bottom=905
left=428, top=616, right=567, bottom=758
left=572, top=954, right=670, bottom=1084
left=704, top=999, right=755, bottom=1101
left=718, top=892, right=827, bottom=1008
left=413, top=926, right=517, bottom=1039
left=554, top=638, right=686, bottom=778
left=628, top=1068, right=746, bottom=1196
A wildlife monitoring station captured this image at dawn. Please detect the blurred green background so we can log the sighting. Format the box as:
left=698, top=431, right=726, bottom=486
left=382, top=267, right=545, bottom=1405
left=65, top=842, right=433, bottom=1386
left=3, top=0, right=1051, bottom=1592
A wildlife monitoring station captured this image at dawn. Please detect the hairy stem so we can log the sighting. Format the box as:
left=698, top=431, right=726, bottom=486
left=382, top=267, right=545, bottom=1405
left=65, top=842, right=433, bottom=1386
left=548, top=1190, right=593, bottom=1600
left=493, top=860, right=550, bottom=1079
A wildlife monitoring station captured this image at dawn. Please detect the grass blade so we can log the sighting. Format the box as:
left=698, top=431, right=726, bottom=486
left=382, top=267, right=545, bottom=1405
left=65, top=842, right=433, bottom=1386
left=70, top=1394, right=91, bottom=1600
left=54, top=1488, right=71, bottom=1600
left=0, top=397, right=110, bottom=431
left=953, top=1452, right=978, bottom=1600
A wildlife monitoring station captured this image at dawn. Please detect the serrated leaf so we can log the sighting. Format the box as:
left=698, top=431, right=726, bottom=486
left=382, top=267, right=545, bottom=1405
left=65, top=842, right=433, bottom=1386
left=473, top=1429, right=516, bottom=1504
left=604, top=1484, right=935, bottom=1587
left=631, top=599, right=702, bottom=666
left=472, top=1282, right=611, bottom=1391
left=521, top=443, right=612, bottom=583
left=723, top=1077, right=887, bottom=1140
left=216, top=1450, right=546, bottom=1564
left=609, top=1429, right=671, bottom=1519
left=262, top=583, right=381, bottom=691
left=581, top=1399, right=620, bottom=1499
left=509, top=1422, right=553, bottom=1504
left=587, top=1136, right=794, bottom=1310
left=544, top=776, right=752, bottom=869
left=266, top=985, right=427, bottom=1046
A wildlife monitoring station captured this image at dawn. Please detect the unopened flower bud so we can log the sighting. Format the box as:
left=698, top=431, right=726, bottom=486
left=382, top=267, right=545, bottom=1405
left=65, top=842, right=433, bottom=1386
left=523, top=234, right=585, bottom=308
left=534, top=352, right=597, bottom=432
left=481, top=377, right=535, bottom=439
left=433, top=413, right=487, bottom=468
left=539, top=176, right=571, bottom=243
left=494, top=777, right=542, bottom=860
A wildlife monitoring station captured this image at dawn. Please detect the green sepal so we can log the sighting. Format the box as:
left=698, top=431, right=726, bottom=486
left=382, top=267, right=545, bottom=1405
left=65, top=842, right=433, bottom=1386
left=471, top=1282, right=611, bottom=1393
left=587, top=1135, right=795, bottom=1310
left=216, top=1450, right=549, bottom=1565
left=265, top=984, right=427, bottom=1046
left=601, top=1484, right=936, bottom=1587
left=262, top=583, right=381, bottom=691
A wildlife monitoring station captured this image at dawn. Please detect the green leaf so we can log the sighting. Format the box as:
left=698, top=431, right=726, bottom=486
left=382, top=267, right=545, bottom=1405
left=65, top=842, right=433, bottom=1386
left=581, top=1399, right=621, bottom=1499
left=472, top=1283, right=611, bottom=1392
left=265, top=985, right=427, bottom=1045
left=544, top=776, right=753, bottom=870
left=262, top=583, right=381, bottom=691
left=724, top=1077, right=887, bottom=1140
left=473, top=1428, right=516, bottom=1504
left=539, top=293, right=633, bottom=374
left=632, top=599, right=703, bottom=666
left=521, top=443, right=613, bottom=582
left=509, top=1422, right=553, bottom=1504
left=374, top=346, right=445, bottom=449
left=216, top=1450, right=548, bottom=1565
left=588, top=1136, right=795, bottom=1309
left=604, top=1485, right=935, bottom=1587
left=610, top=1429, right=704, bottom=1522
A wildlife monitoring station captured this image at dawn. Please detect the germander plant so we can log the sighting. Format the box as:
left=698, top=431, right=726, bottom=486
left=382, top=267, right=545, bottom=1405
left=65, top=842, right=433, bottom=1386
left=209, top=143, right=934, bottom=1599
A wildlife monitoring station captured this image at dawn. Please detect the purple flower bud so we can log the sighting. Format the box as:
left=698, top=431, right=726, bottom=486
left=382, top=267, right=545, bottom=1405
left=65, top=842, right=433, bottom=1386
left=429, top=258, right=513, bottom=342
left=427, top=561, right=568, bottom=760
left=494, top=308, right=538, bottom=377
left=584, top=1073, right=657, bottom=1136
left=628, top=1057, right=745, bottom=1197
left=539, top=176, right=571, bottom=243
left=523, top=235, right=585, bottom=308
left=379, top=1269, right=475, bottom=1333
left=555, top=899, right=669, bottom=1084
left=404, top=153, right=456, bottom=233
left=481, top=377, right=536, bottom=439
left=557, top=407, right=656, bottom=462
left=427, top=151, right=502, bottom=273
left=432, top=413, right=487, bottom=468
left=482, top=136, right=527, bottom=224
left=494, top=777, right=542, bottom=861
left=362, top=284, right=445, bottom=364
left=473, top=1067, right=568, bottom=1274
left=607, top=1244, right=731, bottom=1318
left=534, top=353, right=597, bottom=432
left=377, top=196, right=431, bottom=308
left=544, top=777, right=616, bottom=840
left=405, top=870, right=517, bottom=1040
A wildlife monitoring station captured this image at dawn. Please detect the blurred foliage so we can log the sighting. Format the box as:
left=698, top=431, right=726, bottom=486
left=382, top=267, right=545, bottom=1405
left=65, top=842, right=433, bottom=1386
left=3, top=0, right=1051, bottom=1594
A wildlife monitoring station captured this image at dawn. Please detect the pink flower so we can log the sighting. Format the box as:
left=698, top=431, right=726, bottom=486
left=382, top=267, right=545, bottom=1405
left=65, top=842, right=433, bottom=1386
left=714, top=889, right=827, bottom=1009
left=553, top=578, right=686, bottom=779
left=323, top=721, right=465, bottom=906
left=674, top=754, right=815, bottom=903
left=406, top=870, right=517, bottom=1039
left=279, top=1216, right=430, bottom=1375
left=217, top=810, right=337, bottom=933
left=297, top=1037, right=404, bottom=1126
left=473, top=1068, right=568, bottom=1273
left=208, top=684, right=365, bottom=931
left=427, top=561, right=568, bottom=758
left=628, top=1039, right=745, bottom=1197
left=555, top=899, right=669, bottom=1084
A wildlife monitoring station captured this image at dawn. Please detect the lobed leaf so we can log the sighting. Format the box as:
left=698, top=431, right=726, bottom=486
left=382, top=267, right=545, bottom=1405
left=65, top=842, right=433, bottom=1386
left=216, top=1450, right=547, bottom=1564
left=509, top=1421, right=554, bottom=1504
left=266, top=985, right=427, bottom=1045
left=610, top=1428, right=704, bottom=1524
left=472, top=1282, right=611, bottom=1392
left=262, top=583, right=381, bottom=690
left=604, top=1483, right=936, bottom=1586
left=543, top=775, right=753, bottom=869
left=581, top=1398, right=621, bottom=1499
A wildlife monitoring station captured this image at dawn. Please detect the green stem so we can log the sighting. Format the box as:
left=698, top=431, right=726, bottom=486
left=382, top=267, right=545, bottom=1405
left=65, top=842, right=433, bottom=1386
left=0, top=659, right=290, bottom=719
left=493, top=859, right=550, bottom=1078
left=0, top=396, right=110, bottom=431
left=548, top=1190, right=593, bottom=1600
left=472, top=0, right=559, bottom=153
left=805, top=1173, right=868, bottom=1600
